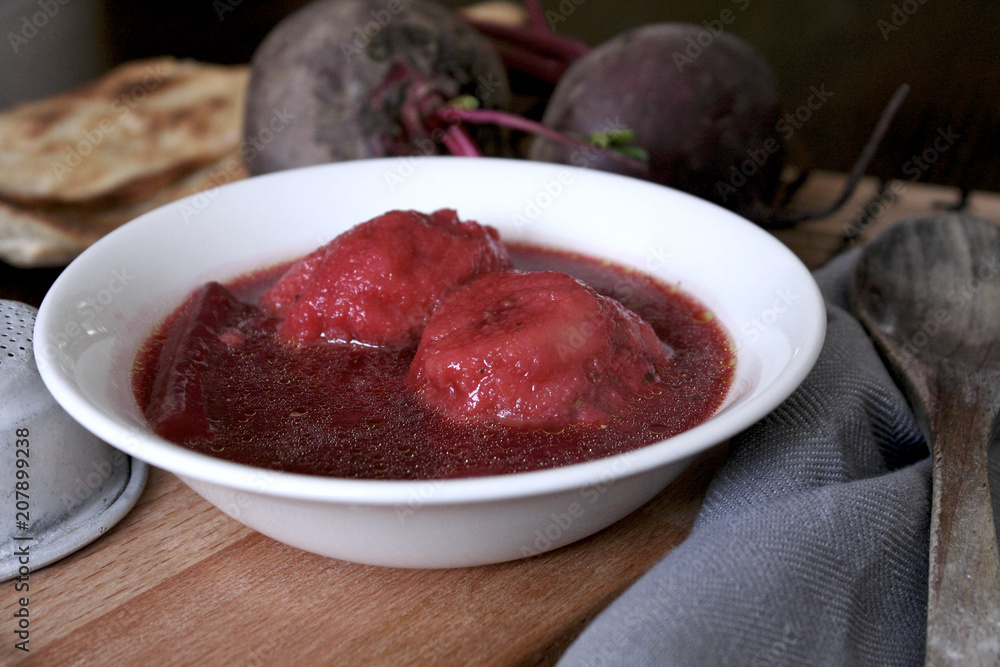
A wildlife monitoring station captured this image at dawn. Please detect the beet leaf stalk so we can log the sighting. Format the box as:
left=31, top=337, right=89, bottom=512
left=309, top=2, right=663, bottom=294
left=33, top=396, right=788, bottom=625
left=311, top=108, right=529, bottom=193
left=760, top=83, right=911, bottom=227
left=460, top=0, right=590, bottom=85
left=432, top=96, right=649, bottom=172
left=523, top=0, right=548, bottom=30
left=439, top=124, right=483, bottom=157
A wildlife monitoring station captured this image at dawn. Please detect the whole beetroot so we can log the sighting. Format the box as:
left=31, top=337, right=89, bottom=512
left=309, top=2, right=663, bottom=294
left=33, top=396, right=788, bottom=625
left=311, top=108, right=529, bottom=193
left=243, top=0, right=511, bottom=175
left=528, top=23, right=785, bottom=218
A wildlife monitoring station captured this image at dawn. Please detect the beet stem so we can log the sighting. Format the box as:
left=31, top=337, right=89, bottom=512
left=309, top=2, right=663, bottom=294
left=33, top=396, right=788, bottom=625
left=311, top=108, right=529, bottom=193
left=779, top=83, right=910, bottom=224
left=464, top=17, right=590, bottom=62
left=523, top=0, right=549, bottom=31
left=440, top=124, right=483, bottom=157
left=834, top=180, right=897, bottom=253
left=436, top=105, right=648, bottom=173
left=492, top=40, right=569, bottom=84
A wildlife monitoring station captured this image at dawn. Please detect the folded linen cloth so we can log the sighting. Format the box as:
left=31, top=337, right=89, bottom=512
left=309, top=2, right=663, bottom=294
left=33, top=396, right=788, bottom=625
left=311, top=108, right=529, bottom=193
left=559, top=251, right=949, bottom=666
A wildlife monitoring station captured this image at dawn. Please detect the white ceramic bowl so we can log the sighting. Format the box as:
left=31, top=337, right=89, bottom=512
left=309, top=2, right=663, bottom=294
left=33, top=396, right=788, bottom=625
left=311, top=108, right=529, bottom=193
left=35, top=157, right=825, bottom=568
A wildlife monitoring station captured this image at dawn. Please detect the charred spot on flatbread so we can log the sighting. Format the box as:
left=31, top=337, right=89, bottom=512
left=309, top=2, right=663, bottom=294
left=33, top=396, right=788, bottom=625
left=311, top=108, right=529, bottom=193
left=0, top=57, right=248, bottom=207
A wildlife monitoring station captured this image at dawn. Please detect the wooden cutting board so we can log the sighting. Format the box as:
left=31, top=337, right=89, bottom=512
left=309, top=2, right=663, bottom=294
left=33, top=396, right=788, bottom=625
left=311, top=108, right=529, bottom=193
left=5, top=171, right=999, bottom=666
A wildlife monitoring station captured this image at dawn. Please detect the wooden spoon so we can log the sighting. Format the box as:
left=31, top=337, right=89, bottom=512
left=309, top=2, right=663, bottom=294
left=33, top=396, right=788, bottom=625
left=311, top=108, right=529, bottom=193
left=851, top=213, right=1000, bottom=665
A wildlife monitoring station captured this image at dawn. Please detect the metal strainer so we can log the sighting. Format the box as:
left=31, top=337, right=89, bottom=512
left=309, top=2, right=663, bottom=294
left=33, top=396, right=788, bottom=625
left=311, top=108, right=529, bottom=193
left=1, top=300, right=147, bottom=579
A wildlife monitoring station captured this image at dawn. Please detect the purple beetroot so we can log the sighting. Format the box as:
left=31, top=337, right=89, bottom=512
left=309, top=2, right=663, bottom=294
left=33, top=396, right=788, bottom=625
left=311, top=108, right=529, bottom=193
left=243, top=0, right=512, bottom=175
left=528, top=23, right=785, bottom=220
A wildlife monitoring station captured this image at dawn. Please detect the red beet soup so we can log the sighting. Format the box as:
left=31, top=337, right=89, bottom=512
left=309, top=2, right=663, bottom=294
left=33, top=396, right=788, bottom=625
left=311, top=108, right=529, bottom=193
left=133, top=213, right=734, bottom=480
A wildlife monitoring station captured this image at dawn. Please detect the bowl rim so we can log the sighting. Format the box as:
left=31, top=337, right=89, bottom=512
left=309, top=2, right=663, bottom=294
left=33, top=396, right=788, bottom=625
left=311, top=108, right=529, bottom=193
left=35, top=156, right=827, bottom=506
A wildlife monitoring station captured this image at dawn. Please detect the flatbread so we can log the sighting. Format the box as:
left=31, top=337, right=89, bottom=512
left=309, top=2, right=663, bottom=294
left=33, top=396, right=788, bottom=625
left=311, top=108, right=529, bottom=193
left=0, top=58, right=248, bottom=206
left=0, top=151, right=248, bottom=267
left=0, top=58, right=249, bottom=267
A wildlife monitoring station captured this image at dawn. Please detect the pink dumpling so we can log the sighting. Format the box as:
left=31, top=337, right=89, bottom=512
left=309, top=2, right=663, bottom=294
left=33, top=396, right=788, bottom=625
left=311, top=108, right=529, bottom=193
left=408, top=270, right=672, bottom=428
left=261, top=209, right=510, bottom=347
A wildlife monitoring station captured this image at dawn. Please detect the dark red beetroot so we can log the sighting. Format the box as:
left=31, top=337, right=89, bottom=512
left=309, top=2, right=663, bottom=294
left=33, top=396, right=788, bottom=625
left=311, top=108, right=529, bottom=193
left=243, top=0, right=511, bottom=174
left=528, top=23, right=784, bottom=219
left=408, top=270, right=672, bottom=428
left=262, top=209, right=510, bottom=347
left=143, top=282, right=261, bottom=441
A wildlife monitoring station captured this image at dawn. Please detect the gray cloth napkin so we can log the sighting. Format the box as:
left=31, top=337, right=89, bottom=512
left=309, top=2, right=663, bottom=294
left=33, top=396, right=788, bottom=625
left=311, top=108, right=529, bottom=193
left=558, top=251, right=941, bottom=666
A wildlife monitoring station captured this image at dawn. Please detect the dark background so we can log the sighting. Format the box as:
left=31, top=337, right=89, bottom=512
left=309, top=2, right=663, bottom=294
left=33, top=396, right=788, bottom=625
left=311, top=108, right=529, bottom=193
left=4, top=0, right=998, bottom=193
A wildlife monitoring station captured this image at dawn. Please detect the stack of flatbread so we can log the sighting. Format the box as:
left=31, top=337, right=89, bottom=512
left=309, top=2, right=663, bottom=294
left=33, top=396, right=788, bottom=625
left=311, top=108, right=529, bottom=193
left=0, top=57, right=249, bottom=267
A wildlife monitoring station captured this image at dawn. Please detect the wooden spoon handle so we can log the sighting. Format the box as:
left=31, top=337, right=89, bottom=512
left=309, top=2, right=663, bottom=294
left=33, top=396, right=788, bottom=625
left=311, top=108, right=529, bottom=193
left=925, top=385, right=1000, bottom=665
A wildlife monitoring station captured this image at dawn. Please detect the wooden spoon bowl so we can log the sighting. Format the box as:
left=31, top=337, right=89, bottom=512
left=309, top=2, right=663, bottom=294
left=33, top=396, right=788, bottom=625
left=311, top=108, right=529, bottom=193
left=851, top=213, right=1000, bottom=665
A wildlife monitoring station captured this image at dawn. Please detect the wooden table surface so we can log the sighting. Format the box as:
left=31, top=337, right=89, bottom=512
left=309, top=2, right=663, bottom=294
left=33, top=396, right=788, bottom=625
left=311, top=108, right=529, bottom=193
left=4, top=171, right=999, bottom=665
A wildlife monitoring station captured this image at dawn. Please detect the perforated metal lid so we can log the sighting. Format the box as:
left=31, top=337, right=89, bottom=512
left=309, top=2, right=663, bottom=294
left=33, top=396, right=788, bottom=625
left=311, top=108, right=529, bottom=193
left=0, top=299, right=33, bottom=367
left=1, top=300, right=147, bottom=579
